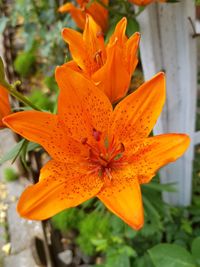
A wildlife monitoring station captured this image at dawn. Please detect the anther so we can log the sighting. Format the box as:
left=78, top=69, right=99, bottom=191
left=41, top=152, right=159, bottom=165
left=81, top=137, right=88, bottom=145
left=120, top=143, right=125, bottom=153
left=92, top=128, right=102, bottom=141
left=94, top=50, right=103, bottom=67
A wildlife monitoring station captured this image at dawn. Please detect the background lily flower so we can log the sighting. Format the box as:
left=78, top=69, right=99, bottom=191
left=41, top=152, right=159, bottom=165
left=58, top=0, right=108, bottom=32
left=62, top=15, right=140, bottom=103
left=0, top=84, right=11, bottom=128
left=3, top=66, right=189, bottom=229
left=128, top=0, right=165, bottom=5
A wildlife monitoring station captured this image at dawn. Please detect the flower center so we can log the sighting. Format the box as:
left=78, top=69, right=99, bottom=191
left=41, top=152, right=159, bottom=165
left=81, top=128, right=125, bottom=178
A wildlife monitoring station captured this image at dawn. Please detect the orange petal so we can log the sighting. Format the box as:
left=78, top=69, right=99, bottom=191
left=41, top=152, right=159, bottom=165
left=62, top=28, right=87, bottom=72
left=17, top=160, right=103, bottom=220
left=92, top=41, right=130, bottom=103
left=55, top=64, right=113, bottom=141
left=126, top=134, right=190, bottom=184
left=98, top=167, right=144, bottom=230
left=63, top=60, right=83, bottom=73
left=82, top=15, right=106, bottom=75
left=3, top=111, right=87, bottom=162
left=58, top=3, right=86, bottom=30
left=125, top=32, right=140, bottom=74
left=86, top=0, right=109, bottom=32
left=108, top=17, right=127, bottom=46
left=128, top=0, right=154, bottom=5
left=0, top=85, right=11, bottom=128
left=110, top=72, right=166, bottom=142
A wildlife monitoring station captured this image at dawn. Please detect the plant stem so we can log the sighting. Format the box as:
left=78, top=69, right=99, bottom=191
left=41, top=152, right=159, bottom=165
left=4, top=81, right=41, bottom=111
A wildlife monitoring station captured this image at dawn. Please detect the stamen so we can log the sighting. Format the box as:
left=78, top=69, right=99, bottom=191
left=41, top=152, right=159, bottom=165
left=99, top=153, right=108, bottom=164
left=94, top=50, right=104, bottom=67
left=119, top=143, right=125, bottom=153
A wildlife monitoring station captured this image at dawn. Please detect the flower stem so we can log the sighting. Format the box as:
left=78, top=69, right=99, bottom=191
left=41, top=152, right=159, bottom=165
left=4, top=80, right=41, bottom=111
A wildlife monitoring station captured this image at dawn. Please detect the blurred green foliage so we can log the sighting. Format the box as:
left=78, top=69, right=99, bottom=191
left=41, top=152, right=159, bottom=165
left=3, top=167, right=19, bottom=182
left=52, top=175, right=200, bottom=266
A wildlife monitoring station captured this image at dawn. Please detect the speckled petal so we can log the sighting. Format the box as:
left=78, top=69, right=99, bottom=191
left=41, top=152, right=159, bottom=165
left=17, top=160, right=104, bottom=220
left=3, top=111, right=87, bottom=162
left=110, top=72, right=166, bottom=143
left=125, top=133, right=190, bottom=184
left=98, top=167, right=144, bottom=230
left=55, top=64, right=113, bottom=141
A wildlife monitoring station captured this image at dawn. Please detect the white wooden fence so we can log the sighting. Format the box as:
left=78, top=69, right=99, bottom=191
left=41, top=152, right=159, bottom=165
left=138, top=0, right=197, bottom=206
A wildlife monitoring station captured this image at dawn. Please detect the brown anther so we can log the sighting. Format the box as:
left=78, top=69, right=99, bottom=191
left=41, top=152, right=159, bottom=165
left=92, top=128, right=102, bottom=141
left=120, top=143, right=125, bottom=153
left=81, top=137, right=88, bottom=145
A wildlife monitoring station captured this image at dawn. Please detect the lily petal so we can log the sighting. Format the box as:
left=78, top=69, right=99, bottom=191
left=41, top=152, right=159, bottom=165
left=86, top=0, right=108, bottom=32
left=0, top=85, right=11, bottom=127
left=125, top=32, right=140, bottom=74
left=98, top=167, right=144, bottom=230
left=126, top=134, right=190, bottom=184
left=92, top=42, right=130, bottom=103
left=62, top=28, right=87, bottom=72
left=55, top=64, right=113, bottom=141
left=58, top=3, right=86, bottom=30
left=17, top=160, right=103, bottom=220
left=110, top=72, right=166, bottom=142
left=83, top=15, right=106, bottom=75
left=3, top=111, right=87, bottom=162
left=129, top=0, right=153, bottom=5
left=108, top=17, right=127, bottom=46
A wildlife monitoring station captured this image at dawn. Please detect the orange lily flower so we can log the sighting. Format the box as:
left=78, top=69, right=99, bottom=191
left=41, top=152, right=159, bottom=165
left=0, top=85, right=11, bottom=128
left=58, top=0, right=108, bottom=32
left=128, top=0, right=165, bottom=5
left=62, top=15, right=140, bottom=103
left=3, top=67, right=189, bottom=230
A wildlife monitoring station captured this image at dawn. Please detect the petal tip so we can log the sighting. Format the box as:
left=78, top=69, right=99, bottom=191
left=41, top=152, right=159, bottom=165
left=157, top=71, right=165, bottom=78
left=127, top=216, right=144, bottom=231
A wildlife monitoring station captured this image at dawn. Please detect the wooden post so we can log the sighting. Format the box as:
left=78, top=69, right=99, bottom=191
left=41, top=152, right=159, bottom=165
left=138, top=0, right=197, bottom=206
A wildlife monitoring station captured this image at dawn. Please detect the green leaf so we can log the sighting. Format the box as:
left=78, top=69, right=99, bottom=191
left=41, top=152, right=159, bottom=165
left=0, top=139, right=25, bottom=164
left=191, top=237, right=200, bottom=266
left=0, top=139, right=39, bottom=164
left=148, top=244, right=196, bottom=267
left=126, top=17, right=140, bottom=37
left=14, top=51, right=36, bottom=77
left=143, top=182, right=177, bottom=192
left=106, top=249, right=131, bottom=267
